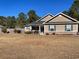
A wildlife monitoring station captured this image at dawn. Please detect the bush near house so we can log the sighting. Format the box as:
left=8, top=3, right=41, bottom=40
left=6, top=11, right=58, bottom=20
left=24, top=31, right=32, bottom=34
left=45, top=33, right=49, bottom=35
left=33, top=30, right=39, bottom=34
left=52, top=33, right=55, bottom=35
left=2, top=27, right=7, bottom=33
left=14, top=29, right=21, bottom=33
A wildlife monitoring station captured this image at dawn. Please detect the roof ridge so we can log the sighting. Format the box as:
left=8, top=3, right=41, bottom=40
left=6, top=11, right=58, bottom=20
left=43, top=12, right=78, bottom=24
left=60, top=13, right=78, bottom=22
left=36, top=13, right=54, bottom=22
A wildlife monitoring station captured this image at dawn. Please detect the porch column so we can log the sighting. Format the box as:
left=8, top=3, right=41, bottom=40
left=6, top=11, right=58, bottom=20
left=39, top=26, right=41, bottom=33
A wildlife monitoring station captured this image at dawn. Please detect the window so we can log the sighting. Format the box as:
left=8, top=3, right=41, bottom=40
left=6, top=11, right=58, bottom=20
left=65, top=24, right=72, bottom=31
left=49, top=25, right=56, bottom=31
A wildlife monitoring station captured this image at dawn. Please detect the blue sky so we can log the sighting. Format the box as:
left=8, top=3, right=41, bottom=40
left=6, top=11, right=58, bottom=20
left=0, top=0, right=74, bottom=16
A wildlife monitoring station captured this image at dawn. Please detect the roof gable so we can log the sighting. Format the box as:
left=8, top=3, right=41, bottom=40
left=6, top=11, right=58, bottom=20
left=36, top=13, right=54, bottom=22
left=44, top=13, right=78, bottom=24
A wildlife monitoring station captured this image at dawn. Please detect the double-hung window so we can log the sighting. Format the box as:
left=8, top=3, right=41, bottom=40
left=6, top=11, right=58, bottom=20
left=49, top=25, right=56, bottom=31
left=65, top=24, right=72, bottom=31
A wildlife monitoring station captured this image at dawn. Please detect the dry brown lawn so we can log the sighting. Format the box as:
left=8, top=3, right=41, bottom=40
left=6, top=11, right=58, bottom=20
left=0, top=34, right=79, bottom=59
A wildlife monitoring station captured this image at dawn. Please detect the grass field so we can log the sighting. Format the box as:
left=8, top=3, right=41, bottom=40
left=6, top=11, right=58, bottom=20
left=0, top=34, right=79, bottom=59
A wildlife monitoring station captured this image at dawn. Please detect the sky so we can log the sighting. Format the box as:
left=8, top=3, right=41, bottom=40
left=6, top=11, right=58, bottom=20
left=0, top=0, right=74, bottom=17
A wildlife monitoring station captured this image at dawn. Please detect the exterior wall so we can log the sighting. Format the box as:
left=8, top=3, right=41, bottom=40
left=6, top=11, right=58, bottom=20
left=73, top=24, right=78, bottom=33
left=49, top=15, right=72, bottom=22
left=44, top=24, right=78, bottom=35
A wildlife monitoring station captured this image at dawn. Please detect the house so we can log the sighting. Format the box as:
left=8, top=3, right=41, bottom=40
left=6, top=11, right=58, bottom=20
left=25, top=13, right=54, bottom=33
left=25, top=13, right=79, bottom=35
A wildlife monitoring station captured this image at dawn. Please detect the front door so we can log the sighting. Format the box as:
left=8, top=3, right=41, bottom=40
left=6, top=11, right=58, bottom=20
left=41, top=26, right=44, bottom=33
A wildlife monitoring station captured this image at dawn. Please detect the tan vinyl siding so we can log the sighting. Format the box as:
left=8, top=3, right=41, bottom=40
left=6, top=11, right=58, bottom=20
left=44, top=14, right=78, bottom=35
left=44, top=24, right=78, bottom=34
left=49, top=15, right=72, bottom=22
left=56, top=25, right=65, bottom=32
left=73, top=24, right=78, bottom=32
left=44, top=25, right=49, bottom=33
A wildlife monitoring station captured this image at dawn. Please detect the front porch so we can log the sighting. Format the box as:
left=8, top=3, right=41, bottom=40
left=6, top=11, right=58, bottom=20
left=30, top=25, right=44, bottom=34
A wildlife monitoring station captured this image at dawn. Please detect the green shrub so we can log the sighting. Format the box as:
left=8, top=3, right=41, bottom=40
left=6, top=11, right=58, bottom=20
left=7, top=31, right=10, bottom=33
left=17, top=30, right=21, bottom=33
left=2, top=27, right=7, bottom=33
left=25, top=31, right=32, bottom=34
left=14, top=29, right=16, bottom=33
left=52, top=33, right=55, bottom=35
left=14, top=29, right=21, bottom=33
left=45, top=33, right=49, bottom=35
left=33, top=30, right=38, bottom=34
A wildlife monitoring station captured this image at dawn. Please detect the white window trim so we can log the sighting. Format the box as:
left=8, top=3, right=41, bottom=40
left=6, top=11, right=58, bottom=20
left=49, top=25, right=56, bottom=31
left=65, top=24, right=73, bottom=31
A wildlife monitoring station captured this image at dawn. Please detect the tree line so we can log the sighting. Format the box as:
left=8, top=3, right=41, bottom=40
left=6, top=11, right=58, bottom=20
left=0, top=10, right=40, bottom=28
left=0, top=0, right=79, bottom=28
left=63, top=0, right=79, bottom=20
